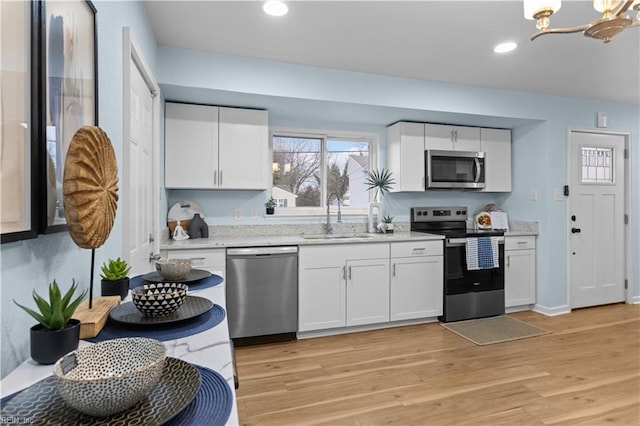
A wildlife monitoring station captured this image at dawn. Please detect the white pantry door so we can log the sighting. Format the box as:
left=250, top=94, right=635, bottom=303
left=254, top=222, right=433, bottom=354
left=569, top=130, right=627, bottom=308
left=123, top=29, right=160, bottom=276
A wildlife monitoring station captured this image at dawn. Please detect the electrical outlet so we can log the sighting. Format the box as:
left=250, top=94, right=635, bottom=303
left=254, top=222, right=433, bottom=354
left=554, top=189, right=564, bottom=201
left=234, top=208, right=241, bottom=220
left=250, top=208, right=257, bottom=219
left=530, top=189, right=538, bottom=201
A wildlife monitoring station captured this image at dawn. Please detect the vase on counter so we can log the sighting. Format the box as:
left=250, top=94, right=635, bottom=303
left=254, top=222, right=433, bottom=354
left=187, top=213, right=209, bottom=239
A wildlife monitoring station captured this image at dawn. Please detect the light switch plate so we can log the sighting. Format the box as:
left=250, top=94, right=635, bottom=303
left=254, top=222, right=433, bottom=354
left=554, top=189, right=564, bottom=201
left=530, top=189, right=538, bottom=201
left=597, top=112, right=607, bottom=128
left=234, top=208, right=241, bottom=220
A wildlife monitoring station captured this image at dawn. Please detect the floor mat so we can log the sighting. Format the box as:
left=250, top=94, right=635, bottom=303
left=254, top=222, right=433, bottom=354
left=441, top=315, right=549, bottom=345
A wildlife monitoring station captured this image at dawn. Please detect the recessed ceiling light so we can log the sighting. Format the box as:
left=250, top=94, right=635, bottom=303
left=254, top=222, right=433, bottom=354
left=494, top=42, right=518, bottom=54
left=263, top=1, right=288, bottom=17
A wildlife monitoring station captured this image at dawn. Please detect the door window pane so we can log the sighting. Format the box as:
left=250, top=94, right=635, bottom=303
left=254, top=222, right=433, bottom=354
left=581, top=147, right=613, bottom=183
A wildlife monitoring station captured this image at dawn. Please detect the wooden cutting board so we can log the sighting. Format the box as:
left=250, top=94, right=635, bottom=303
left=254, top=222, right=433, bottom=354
left=72, top=296, right=121, bottom=339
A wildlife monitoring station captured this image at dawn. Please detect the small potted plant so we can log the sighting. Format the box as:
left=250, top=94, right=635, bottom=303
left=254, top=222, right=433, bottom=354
left=382, top=214, right=395, bottom=233
left=14, top=280, right=87, bottom=364
left=265, top=197, right=276, bottom=215
left=100, top=257, right=131, bottom=300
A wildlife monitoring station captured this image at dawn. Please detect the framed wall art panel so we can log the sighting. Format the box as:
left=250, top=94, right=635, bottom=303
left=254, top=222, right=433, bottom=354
left=39, top=0, right=97, bottom=234
left=0, top=0, right=38, bottom=243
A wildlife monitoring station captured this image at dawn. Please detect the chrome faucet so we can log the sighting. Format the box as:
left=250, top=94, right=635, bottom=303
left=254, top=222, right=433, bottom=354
left=325, top=193, right=342, bottom=234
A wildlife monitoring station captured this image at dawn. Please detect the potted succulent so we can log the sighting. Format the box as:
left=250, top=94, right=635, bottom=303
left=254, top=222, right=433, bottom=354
left=100, top=257, right=131, bottom=300
left=14, top=280, right=87, bottom=364
left=382, top=214, right=395, bottom=233
left=265, top=197, right=276, bottom=215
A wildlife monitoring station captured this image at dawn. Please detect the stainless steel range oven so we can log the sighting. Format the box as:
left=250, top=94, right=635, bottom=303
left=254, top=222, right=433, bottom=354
left=410, top=206, right=505, bottom=322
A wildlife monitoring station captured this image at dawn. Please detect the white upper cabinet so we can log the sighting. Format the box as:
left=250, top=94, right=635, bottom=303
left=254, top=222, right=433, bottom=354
left=165, top=102, right=269, bottom=190
left=386, top=122, right=425, bottom=191
left=218, top=107, right=269, bottom=190
left=480, top=128, right=512, bottom=192
left=425, top=124, right=481, bottom=152
left=165, top=103, right=219, bottom=189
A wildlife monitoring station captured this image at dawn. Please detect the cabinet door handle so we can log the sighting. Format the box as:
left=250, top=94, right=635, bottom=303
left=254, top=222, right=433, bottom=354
left=507, top=255, right=510, bottom=267
left=348, top=266, right=352, bottom=280
left=342, top=265, right=346, bottom=280
left=219, top=170, right=223, bottom=186
left=392, top=263, right=396, bottom=277
left=214, top=169, right=217, bottom=186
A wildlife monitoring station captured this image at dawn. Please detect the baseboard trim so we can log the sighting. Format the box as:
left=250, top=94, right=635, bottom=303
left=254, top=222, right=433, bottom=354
left=298, top=317, right=438, bottom=339
left=629, top=296, right=640, bottom=304
left=532, top=304, right=571, bottom=317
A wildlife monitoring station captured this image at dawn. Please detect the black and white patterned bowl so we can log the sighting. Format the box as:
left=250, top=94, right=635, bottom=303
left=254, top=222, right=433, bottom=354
left=131, top=283, right=188, bottom=317
left=53, top=337, right=166, bottom=417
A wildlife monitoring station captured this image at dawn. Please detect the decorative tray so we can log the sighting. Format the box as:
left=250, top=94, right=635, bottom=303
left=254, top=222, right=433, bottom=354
left=142, top=268, right=211, bottom=283
left=109, top=296, right=213, bottom=326
left=0, top=357, right=201, bottom=425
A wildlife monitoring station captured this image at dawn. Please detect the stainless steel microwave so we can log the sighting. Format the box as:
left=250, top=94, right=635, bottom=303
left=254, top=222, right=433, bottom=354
left=425, top=150, right=485, bottom=189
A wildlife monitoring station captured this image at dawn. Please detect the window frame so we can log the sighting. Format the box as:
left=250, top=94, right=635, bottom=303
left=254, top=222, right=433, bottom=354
left=268, top=126, right=379, bottom=218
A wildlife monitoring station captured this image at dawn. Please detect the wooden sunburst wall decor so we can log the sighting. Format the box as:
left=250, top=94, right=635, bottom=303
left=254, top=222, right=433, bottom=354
left=63, top=126, right=119, bottom=249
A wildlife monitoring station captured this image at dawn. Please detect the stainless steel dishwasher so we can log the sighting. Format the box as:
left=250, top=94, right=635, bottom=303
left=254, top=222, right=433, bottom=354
left=226, top=246, right=298, bottom=345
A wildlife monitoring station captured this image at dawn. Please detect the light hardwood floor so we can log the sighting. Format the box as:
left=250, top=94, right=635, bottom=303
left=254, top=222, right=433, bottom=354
left=235, top=303, right=640, bottom=425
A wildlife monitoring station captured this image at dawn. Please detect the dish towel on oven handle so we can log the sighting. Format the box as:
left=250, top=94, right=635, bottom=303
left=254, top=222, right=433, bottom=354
left=466, top=237, right=500, bottom=270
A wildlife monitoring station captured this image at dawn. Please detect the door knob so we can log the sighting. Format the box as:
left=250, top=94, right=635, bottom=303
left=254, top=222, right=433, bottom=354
left=571, top=227, right=581, bottom=234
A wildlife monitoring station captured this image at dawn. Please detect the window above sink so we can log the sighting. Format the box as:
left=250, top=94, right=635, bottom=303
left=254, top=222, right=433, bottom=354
left=270, top=127, right=379, bottom=218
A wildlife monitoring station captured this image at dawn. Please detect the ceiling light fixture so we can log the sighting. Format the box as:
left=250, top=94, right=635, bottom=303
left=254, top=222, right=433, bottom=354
left=523, top=0, right=640, bottom=43
left=494, top=42, right=518, bottom=53
left=263, top=1, right=288, bottom=17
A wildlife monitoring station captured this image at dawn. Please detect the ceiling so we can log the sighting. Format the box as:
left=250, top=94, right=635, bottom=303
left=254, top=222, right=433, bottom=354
left=143, top=1, right=640, bottom=105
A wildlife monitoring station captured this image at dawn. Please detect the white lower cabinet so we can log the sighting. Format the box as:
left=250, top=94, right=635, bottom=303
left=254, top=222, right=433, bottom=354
left=298, top=243, right=389, bottom=332
left=346, top=258, right=390, bottom=326
left=390, top=241, right=443, bottom=321
left=163, top=248, right=226, bottom=279
left=504, top=236, right=536, bottom=308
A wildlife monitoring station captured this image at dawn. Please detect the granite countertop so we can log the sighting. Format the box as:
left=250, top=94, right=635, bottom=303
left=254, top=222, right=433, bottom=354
left=161, top=231, right=444, bottom=250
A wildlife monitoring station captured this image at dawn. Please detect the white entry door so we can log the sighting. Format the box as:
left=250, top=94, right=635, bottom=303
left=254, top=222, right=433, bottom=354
left=569, top=130, right=627, bottom=308
left=123, top=29, right=159, bottom=276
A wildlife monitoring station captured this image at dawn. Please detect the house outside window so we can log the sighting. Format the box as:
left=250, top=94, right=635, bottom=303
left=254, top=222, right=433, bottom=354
left=270, top=128, right=377, bottom=215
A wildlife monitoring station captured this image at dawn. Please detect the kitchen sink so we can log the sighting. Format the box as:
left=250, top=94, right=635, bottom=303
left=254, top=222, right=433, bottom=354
left=302, top=234, right=374, bottom=240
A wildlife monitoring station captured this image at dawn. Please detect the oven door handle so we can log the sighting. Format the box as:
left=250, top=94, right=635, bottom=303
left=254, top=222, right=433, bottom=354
left=447, top=237, right=504, bottom=247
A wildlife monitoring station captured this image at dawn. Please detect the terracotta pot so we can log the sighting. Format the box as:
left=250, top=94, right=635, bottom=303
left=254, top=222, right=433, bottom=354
left=101, top=278, right=130, bottom=300
left=30, top=319, right=81, bottom=365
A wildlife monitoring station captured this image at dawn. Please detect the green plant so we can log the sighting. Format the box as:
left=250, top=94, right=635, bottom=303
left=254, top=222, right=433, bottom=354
left=382, top=215, right=394, bottom=224
left=365, top=168, right=395, bottom=200
left=100, top=257, right=131, bottom=281
left=14, top=280, right=87, bottom=330
left=265, top=197, right=276, bottom=209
